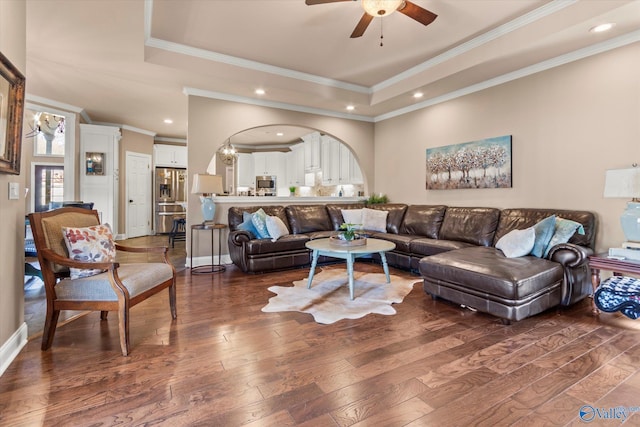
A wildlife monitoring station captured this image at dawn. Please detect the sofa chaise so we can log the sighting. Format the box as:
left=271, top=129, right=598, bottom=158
left=227, top=203, right=596, bottom=322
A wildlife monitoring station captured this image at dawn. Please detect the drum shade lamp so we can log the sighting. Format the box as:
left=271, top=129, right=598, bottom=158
left=191, top=174, right=223, bottom=223
left=604, top=166, right=640, bottom=242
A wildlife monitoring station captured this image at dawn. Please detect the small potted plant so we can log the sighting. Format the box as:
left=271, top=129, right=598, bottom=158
left=289, top=186, right=296, bottom=196
left=330, top=223, right=366, bottom=246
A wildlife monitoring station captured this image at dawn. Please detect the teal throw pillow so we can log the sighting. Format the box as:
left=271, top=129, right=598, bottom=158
left=495, top=227, right=535, bottom=258
left=251, top=208, right=271, bottom=239
left=543, top=217, right=585, bottom=258
left=237, top=211, right=259, bottom=238
left=530, top=215, right=556, bottom=258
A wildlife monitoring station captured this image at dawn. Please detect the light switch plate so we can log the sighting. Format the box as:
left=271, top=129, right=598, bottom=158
left=8, top=182, right=19, bottom=200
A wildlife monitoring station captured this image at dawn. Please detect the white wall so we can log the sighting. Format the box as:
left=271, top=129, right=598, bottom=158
left=374, top=42, right=640, bottom=252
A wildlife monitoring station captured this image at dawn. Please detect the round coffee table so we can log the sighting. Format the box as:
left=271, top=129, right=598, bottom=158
left=305, top=238, right=396, bottom=300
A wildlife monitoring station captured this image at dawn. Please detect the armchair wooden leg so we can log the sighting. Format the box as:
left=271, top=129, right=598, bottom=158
left=169, top=282, right=177, bottom=319
left=118, top=304, right=130, bottom=356
left=41, top=308, right=60, bottom=351
left=100, top=311, right=109, bottom=320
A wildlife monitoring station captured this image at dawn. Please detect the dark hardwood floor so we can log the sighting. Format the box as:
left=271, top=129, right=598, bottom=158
left=5, top=258, right=640, bottom=426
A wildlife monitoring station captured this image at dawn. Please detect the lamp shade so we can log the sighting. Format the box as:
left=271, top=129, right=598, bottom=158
left=191, top=174, right=223, bottom=195
left=192, top=174, right=223, bottom=222
left=604, top=168, right=640, bottom=200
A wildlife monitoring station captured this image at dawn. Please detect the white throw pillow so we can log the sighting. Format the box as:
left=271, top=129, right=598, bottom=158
left=495, top=227, right=535, bottom=258
left=341, top=209, right=363, bottom=226
left=265, top=215, right=290, bottom=242
left=362, top=208, right=388, bottom=233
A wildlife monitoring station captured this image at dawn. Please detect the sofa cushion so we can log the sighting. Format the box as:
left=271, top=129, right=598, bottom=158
left=400, top=205, right=446, bottom=238
left=419, top=246, right=564, bottom=302
left=370, top=233, right=416, bottom=253
left=286, top=205, right=332, bottom=234
left=439, top=207, right=500, bottom=246
left=244, top=234, right=310, bottom=255
left=410, top=237, right=475, bottom=257
left=495, top=228, right=535, bottom=258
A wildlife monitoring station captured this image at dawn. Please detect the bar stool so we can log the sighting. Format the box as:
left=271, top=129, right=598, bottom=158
left=169, top=218, right=186, bottom=248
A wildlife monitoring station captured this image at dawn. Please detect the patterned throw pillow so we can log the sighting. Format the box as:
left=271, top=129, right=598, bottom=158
left=250, top=208, right=271, bottom=239
left=530, top=215, right=556, bottom=258
left=543, top=217, right=586, bottom=258
left=62, top=223, right=116, bottom=279
left=266, top=215, right=290, bottom=242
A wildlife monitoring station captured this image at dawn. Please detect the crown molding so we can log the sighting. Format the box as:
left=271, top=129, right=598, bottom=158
left=25, top=93, right=85, bottom=114
left=121, top=125, right=156, bottom=136
left=375, top=29, right=640, bottom=122
left=183, top=87, right=375, bottom=123
left=372, top=0, right=578, bottom=92
left=155, top=136, right=187, bottom=145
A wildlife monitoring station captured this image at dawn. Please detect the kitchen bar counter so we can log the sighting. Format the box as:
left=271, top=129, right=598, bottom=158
left=213, top=196, right=365, bottom=204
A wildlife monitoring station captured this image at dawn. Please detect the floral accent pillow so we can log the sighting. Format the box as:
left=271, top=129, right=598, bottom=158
left=62, top=223, right=116, bottom=279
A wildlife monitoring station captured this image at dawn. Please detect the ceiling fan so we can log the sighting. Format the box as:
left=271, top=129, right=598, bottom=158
left=305, top=0, right=437, bottom=38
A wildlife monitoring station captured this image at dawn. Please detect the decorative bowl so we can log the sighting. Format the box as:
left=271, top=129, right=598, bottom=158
left=329, top=234, right=367, bottom=247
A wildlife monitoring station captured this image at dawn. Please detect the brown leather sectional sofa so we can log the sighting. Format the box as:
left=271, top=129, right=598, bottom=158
left=227, top=203, right=596, bottom=322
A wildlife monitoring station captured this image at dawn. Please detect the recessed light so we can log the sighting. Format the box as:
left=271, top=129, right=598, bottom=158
left=413, top=92, right=424, bottom=99
left=276, top=132, right=284, bottom=136
left=346, top=105, right=355, bottom=111
left=255, top=88, right=265, bottom=95
left=163, top=119, right=173, bottom=124
left=590, top=23, right=615, bottom=33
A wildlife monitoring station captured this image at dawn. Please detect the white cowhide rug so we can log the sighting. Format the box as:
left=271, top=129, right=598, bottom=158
left=261, top=268, right=420, bottom=324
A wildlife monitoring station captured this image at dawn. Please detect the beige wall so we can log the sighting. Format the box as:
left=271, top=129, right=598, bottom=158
left=0, top=0, right=26, bottom=369
left=374, top=42, right=640, bottom=252
left=118, top=129, right=154, bottom=235
left=187, top=97, right=375, bottom=256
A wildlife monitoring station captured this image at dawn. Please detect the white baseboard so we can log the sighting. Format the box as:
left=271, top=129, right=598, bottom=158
left=187, top=254, right=232, bottom=268
left=0, top=323, right=28, bottom=377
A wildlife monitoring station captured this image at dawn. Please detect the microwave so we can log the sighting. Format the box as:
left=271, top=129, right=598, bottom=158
left=256, top=175, right=277, bottom=195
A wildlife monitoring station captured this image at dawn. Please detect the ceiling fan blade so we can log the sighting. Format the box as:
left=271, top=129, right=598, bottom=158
left=398, top=0, right=437, bottom=26
left=350, top=13, right=374, bottom=38
left=305, top=0, right=353, bottom=5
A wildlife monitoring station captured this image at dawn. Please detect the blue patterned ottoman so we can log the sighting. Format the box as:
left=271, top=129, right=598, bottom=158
left=594, top=275, right=640, bottom=319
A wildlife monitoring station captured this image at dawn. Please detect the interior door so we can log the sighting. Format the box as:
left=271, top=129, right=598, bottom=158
left=126, top=152, right=152, bottom=238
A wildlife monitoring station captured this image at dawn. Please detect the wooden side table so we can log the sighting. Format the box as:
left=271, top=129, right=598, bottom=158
left=588, top=254, right=640, bottom=315
left=190, top=223, right=227, bottom=274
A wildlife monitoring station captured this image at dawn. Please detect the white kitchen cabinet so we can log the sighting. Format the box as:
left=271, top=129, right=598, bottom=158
left=237, top=153, right=254, bottom=187
left=80, top=124, right=121, bottom=235
left=303, top=131, right=321, bottom=171
left=321, top=135, right=363, bottom=186
left=153, top=144, right=187, bottom=168
left=253, top=152, right=284, bottom=177
left=286, top=144, right=306, bottom=186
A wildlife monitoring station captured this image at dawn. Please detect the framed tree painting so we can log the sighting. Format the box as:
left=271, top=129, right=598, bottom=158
left=0, top=51, right=25, bottom=175
left=426, top=135, right=512, bottom=190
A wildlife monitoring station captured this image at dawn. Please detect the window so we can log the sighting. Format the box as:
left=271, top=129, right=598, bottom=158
left=33, top=112, right=65, bottom=157
left=33, top=165, right=64, bottom=212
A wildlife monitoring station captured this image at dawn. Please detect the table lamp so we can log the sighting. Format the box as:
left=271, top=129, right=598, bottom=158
left=604, top=166, right=640, bottom=242
left=191, top=174, right=223, bottom=223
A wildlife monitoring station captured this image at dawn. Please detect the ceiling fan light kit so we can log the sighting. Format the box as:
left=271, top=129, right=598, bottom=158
left=305, top=0, right=437, bottom=39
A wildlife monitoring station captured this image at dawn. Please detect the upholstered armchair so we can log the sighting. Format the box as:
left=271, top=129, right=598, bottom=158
left=28, top=207, right=177, bottom=356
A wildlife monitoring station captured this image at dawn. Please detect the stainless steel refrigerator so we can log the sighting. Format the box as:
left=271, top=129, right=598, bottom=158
left=154, top=167, right=187, bottom=234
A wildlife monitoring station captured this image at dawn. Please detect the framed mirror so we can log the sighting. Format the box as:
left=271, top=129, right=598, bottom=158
left=0, top=51, right=25, bottom=175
